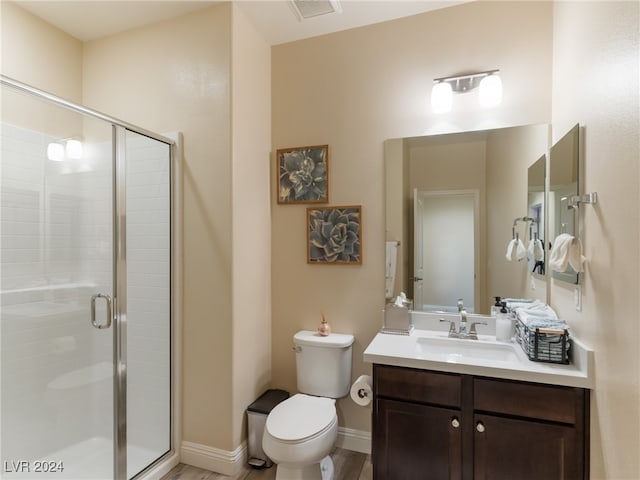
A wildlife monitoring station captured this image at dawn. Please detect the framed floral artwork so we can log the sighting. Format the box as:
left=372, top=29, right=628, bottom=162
left=307, top=206, right=362, bottom=265
left=277, top=145, right=329, bottom=204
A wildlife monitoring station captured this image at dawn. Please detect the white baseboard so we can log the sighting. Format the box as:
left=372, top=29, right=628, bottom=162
left=336, top=427, right=371, bottom=455
left=180, top=428, right=370, bottom=476
left=180, top=440, right=246, bottom=476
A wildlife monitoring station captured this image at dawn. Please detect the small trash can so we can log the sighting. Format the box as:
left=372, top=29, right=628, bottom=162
left=247, top=389, right=289, bottom=468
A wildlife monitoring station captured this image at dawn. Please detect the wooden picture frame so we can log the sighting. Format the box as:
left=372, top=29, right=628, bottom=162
left=307, top=205, right=362, bottom=264
left=277, top=145, right=329, bottom=204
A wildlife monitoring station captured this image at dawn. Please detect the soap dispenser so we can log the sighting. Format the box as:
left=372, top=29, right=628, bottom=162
left=495, top=301, right=513, bottom=342
left=491, top=296, right=502, bottom=317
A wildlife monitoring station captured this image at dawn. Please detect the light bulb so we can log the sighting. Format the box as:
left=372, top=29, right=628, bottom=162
left=47, top=143, right=65, bottom=161
left=479, top=74, right=502, bottom=107
left=431, top=81, right=453, bottom=114
left=66, top=139, right=83, bottom=159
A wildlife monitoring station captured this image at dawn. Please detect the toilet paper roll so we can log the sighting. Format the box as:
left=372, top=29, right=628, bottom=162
left=350, top=375, right=373, bottom=406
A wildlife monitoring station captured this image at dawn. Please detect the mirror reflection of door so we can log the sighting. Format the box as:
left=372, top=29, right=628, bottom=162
left=414, top=190, right=478, bottom=313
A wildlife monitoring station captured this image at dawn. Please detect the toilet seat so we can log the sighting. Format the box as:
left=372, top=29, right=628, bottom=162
left=266, top=394, right=336, bottom=443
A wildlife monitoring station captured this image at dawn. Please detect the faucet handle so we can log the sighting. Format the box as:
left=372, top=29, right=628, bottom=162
left=440, top=318, right=457, bottom=336
left=469, top=321, right=488, bottom=336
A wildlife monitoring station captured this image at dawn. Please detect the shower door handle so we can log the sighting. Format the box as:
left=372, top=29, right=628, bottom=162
left=91, top=294, right=113, bottom=329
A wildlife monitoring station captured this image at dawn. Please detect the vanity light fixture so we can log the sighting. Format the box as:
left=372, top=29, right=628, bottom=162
left=431, top=70, right=502, bottom=113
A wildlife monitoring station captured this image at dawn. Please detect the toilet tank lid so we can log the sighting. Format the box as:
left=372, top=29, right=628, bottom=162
left=294, top=330, right=354, bottom=348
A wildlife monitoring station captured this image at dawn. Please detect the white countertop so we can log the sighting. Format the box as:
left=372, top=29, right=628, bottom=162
left=363, top=327, right=594, bottom=389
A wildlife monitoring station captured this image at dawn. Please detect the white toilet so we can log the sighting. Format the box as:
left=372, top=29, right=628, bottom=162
left=263, top=330, right=354, bottom=480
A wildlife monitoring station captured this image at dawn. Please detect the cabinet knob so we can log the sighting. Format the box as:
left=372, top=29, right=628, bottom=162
left=476, top=422, right=486, bottom=433
left=451, top=417, right=460, bottom=428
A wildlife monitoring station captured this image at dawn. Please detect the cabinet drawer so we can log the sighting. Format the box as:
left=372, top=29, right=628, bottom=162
left=474, top=377, right=584, bottom=424
left=374, top=364, right=461, bottom=407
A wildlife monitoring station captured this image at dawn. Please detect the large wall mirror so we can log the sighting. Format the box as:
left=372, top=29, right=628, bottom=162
left=549, top=123, right=579, bottom=284
left=384, top=124, right=550, bottom=315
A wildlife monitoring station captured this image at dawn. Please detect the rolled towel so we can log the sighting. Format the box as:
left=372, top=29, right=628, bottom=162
left=527, top=239, right=535, bottom=260
left=505, top=239, right=517, bottom=261
left=515, top=238, right=527, bottom=261
left=568, top=239, right=585, bottom=272
left=534, top=239, right=544, bottom=261
left=549, top=234, right=585, bottom=273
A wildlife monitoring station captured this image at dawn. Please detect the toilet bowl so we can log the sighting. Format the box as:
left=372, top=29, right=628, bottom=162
left=263, top=394, right=338, bottom=480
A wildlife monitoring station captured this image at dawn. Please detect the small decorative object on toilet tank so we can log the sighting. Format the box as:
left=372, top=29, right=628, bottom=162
left=318, top=312, right=331, bottom=336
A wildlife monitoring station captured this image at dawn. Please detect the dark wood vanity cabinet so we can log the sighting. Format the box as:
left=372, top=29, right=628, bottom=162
left=372, top=364, right=590, bottom=480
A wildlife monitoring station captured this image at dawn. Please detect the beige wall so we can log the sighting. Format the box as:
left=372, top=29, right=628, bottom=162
left=230, top=4, right=272, bottom=448
left=83, top=4, right=236, bottom=450
left=0, top=1, right=83, bottom=136
left=551, top=2, right=640, bottom=478
left=0, top=1, right=82, bottom=101
left=271, top=1, right=553, bottom=434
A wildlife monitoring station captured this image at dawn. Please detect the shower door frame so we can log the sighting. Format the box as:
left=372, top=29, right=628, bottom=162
left=0, top=74, right=181, bottom=480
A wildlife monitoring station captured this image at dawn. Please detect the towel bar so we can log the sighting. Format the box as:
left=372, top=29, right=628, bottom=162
left=568, top=192, right=597, bottom=210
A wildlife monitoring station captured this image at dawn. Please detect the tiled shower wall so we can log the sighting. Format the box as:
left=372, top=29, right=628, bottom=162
left=1, top=123, right=171, bottom=472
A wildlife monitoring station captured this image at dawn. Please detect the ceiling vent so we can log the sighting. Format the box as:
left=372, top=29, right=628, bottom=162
left=288, top=0, right=342, bottom=21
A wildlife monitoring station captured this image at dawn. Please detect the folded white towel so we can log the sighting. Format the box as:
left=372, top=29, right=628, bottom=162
left=512, top=300, right=558, bottom=321
left=549, top=234, right=585, bottom=273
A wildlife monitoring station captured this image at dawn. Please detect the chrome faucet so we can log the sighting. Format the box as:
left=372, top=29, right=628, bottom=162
left=439, top=298, right=487, bottom=340
left=457, top=298, right=467, bottom=335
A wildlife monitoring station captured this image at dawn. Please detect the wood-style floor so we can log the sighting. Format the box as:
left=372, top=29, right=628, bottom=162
left=161, top=447, right=372, bottom=480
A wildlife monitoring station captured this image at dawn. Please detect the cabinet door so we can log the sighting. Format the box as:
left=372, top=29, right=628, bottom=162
left=374, top=398, right=462, bottom=480
left=474, top=413, right=583, bottom=480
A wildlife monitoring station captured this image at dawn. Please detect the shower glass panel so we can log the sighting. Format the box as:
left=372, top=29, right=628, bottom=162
left=1, top=88, right=115, bottom=478
left=1, top=77, right=174, bottom=480
left=125, top=130, right=171, bottom=478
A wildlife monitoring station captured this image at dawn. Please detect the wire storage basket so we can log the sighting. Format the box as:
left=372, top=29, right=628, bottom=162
left=515, top=318, right=571, bottom=364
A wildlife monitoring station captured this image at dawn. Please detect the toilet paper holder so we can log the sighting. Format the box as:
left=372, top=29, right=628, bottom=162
left=356, top=387, right=369, bottom=399
left=350, top=375, right=373, bottom=406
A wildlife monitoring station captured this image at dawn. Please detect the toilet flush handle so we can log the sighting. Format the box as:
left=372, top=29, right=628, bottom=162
left=292, top=345, right=302, bottom=353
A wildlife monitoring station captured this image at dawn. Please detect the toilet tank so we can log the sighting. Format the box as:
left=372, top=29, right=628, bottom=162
left=293, top=330, right=354, bottom=398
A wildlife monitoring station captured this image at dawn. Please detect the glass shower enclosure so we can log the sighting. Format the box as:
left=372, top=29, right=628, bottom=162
left=1, top=76, right=175, bottom=479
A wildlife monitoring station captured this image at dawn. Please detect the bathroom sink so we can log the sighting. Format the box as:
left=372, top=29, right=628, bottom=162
left=363, top=326, right=594, bottom=389
left=415, top=336, right=519, bottom=364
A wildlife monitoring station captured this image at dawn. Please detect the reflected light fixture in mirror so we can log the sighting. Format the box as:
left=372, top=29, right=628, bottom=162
left=47, top=143, right=64, bottom=161
left=65, top=139, right=83, bottom=159
left=47, top=139, right=84, bottom=161
left=431, top=70, right=502, bottom=113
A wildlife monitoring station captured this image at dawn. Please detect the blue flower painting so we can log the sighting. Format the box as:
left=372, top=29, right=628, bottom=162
left=307, top=206, right=362, bottom=264
left=277, top=145, right=328, bottom=204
